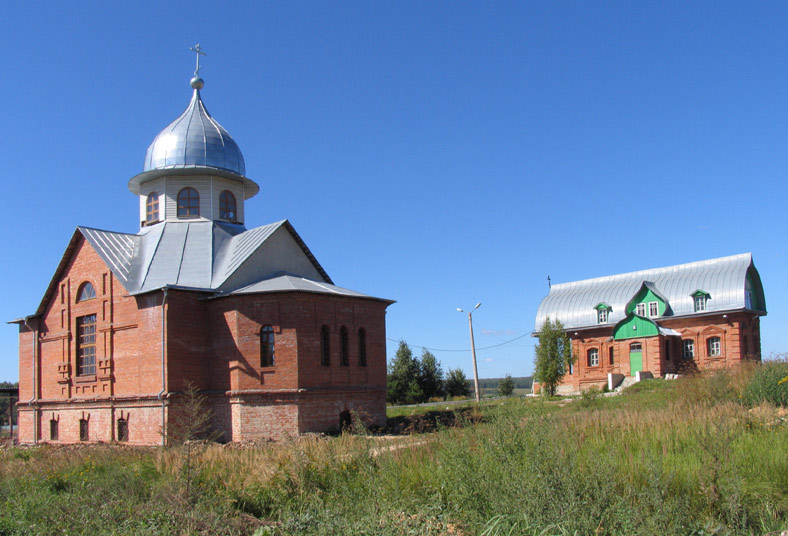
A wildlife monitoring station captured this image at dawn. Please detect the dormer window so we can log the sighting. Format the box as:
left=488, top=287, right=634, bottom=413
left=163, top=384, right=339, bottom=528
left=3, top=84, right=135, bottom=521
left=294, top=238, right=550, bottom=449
left=146, top=192, right=159, bottom=223
left=594, top=303, right=611, bottom=324
left=648, top=301, right=659, bottom=318
left=77, top=282, right=96, bottom=302
left=636, top=303, right=646, bottom=316
left=177, top=187, right=200, bottom=218
left=692, top=290, right=710, bottom=312
left=219, top=190, right=237, bottom=221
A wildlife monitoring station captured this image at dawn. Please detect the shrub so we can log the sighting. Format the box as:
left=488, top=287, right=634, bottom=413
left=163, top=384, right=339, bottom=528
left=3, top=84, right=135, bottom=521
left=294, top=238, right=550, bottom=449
left=743, top=361, right=788, bottom=407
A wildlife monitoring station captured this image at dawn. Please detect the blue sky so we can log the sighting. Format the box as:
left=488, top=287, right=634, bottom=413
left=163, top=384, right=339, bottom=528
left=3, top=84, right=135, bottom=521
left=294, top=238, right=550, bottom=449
left=2, top=2, right=788, bottom=383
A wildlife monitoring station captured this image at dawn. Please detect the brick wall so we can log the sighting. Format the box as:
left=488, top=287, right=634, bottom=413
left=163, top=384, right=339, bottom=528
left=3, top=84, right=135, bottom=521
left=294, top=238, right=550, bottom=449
left=559, top=312, right=763, bottom=393
left=17, top=233, right=391, bottom=445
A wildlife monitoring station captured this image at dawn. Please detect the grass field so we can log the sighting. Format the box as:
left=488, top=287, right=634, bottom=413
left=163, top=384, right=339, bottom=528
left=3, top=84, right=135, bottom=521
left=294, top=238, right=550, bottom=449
left=0, top=364, right=786, bottom=535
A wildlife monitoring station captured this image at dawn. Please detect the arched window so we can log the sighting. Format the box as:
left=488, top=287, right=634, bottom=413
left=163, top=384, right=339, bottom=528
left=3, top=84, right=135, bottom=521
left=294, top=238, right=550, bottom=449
left=707, top=336, right=721, bottom=357
left=117, top=418, right=129, bottom=442
left=358, top=328, right=367, bottom=366
left=77, top=282, right=96, bottom=302
left=177, top=187, right=200, bottom=218
left=630, top=342, right=642, bottom=352
left=587, top=348, right=599, bottom=367
left=339, top=326, right=349, bottom=366
left=146, top=192, right=159, bottom=223
left=320, top=325, right=331, bottom=366
left=79, top=418, right=89, bottom=442
left=260, top=325, right=275, bottom=367
left=219, top=190, right=237, bottom=220
left=77, top=314, right=97, bottom=376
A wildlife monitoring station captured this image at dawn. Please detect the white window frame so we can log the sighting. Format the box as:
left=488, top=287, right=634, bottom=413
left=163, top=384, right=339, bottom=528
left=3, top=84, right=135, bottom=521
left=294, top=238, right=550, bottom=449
left=597, top=308, right=608, bottom=324
left=588, top=348, right=599, bottom=367
left=636, top=303, right=646, bottom=316
left=707, top=336, right=721, bottom=357
left=648, top=301, right=659, bottom=318
left=683, top=339, right=694, bottom=359
left=694, top=295, right=706, bottom=312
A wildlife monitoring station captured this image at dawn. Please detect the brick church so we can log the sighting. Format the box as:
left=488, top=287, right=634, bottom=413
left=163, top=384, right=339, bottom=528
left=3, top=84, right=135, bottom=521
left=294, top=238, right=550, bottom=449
left=14, top=65, right=393, bottom=445
left=534, top=254, right=766, bottom=394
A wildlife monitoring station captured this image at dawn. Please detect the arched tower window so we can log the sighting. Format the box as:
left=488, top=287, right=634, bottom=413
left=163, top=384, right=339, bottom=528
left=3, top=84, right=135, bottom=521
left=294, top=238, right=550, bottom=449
left=320, top=325, right=331, bottom=366
left=219, top=190, right=237, bottom=221
left=260, top=325, right=275, bottom=367
left=146, top=192, right=159, bottom=223
left=358, top=328, right=367, bottom=366
left=339, top=326, right=349, bottom=366
left=77, top=282, right=96, bottom=302
left=177, top=187, right=200, bottom=218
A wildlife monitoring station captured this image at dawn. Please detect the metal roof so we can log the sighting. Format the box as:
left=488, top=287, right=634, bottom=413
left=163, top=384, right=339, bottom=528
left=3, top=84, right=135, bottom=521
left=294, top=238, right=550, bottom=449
left=144, top=85, right=245, bottom=176
left=220, top=274, right=394, bottom=304
left=535, top=253, right=766, bottom=331
left=24, top=218, right=384, bottom=319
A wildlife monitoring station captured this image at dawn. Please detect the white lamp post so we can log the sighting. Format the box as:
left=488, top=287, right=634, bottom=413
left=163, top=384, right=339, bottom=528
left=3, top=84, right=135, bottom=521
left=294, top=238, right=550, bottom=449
left=457, top=302, right=481, bottom=403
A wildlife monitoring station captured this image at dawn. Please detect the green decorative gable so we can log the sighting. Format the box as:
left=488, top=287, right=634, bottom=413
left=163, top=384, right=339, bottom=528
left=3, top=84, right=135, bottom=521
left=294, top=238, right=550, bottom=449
left=594, top=302, right=611, bottom=311
left=613, top=314, right=659, bottom=340
left=690, top=289, right=710, bottom=298
left=625, top=282, right=670, bottom=317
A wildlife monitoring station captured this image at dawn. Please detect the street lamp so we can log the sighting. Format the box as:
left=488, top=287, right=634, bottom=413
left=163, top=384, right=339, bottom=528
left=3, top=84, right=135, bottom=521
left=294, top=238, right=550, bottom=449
left=457, top=302, right=481, bottom=402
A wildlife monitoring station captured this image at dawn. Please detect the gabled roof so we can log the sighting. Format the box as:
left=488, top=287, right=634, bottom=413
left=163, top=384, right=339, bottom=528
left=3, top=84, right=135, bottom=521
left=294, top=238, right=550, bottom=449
left=21, top=218, right=381, bottom=319
left=535, top=253, right=766, bottom=331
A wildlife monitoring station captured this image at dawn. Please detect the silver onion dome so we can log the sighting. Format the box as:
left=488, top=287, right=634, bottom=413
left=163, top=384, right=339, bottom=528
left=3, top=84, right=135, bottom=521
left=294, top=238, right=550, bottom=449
left=128, top=76, right=259, bottom=199
left=143, top=79, right=245, bottom=176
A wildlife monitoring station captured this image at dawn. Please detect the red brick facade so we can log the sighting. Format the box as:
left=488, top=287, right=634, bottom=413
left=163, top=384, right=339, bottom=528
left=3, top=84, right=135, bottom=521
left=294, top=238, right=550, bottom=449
left=559, top=312, right=762, bottom=393
left=17, top=235, right=389, bottom=445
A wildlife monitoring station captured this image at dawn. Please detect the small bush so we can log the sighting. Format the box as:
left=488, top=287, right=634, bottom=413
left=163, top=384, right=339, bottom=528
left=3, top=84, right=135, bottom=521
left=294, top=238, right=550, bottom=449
left=743, top=361, right=788, bottom=407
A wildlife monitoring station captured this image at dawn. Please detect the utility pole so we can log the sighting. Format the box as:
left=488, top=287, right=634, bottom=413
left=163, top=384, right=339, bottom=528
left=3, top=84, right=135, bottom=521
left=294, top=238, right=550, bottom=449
left=457, top=303, right=482, bottom=402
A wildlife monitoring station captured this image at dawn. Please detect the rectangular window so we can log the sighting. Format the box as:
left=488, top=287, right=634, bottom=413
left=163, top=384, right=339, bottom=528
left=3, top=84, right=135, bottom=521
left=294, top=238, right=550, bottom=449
left=707, top=337, right=721, bottom=357
left=50, top=419, right=59, bottom=441
left=694, top=295, right=706, bottom=312
left=745, top=290, right=753, bottom=309
left=682, top=339, right=694, bottom=360
left=636, top=303, right=646, bottom=316
left=648, top=301, right=659, bottom=317
left=79, top=419, right=89, bottom=442
left=609, top=346, right=614, bottom=365
left=665, top=340, right=670, bottom=361
left=117, top=419, right=129, bottom=442
left=77, top=314, right=97, bottom=376
left=587, top=348, right=599, bottom=367
left=597, top=309, right=608, bottom=324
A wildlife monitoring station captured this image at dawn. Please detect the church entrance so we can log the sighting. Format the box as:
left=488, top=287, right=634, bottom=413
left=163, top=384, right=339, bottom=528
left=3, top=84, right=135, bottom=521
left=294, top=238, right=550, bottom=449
left=629, top=342, right=643, bottom=376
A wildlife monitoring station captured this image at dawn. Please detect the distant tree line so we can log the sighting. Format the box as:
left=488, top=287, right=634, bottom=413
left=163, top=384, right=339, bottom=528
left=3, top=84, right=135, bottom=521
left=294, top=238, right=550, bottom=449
left=387, top=342, right=527, bottom=405
left=477, top=376, right=533, bottom=390
left=387, top=341, right=471, bottom=405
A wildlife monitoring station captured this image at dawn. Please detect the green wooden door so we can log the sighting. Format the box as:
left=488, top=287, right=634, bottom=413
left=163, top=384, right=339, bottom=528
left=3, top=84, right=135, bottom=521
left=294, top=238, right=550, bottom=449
left=629, top=350, right=643, bottom=375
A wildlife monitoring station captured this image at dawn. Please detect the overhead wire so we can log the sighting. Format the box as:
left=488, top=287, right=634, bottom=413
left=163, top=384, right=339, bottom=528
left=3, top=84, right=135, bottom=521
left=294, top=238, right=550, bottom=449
left=386, top=331, right=531, bottom=353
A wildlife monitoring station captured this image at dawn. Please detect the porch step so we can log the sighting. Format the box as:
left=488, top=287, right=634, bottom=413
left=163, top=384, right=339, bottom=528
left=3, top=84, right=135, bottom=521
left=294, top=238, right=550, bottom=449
left=616, top=376, right=639, bottom=392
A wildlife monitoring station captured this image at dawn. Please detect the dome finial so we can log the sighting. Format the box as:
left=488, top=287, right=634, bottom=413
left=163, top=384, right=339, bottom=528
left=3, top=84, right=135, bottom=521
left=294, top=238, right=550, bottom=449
left=189, top=43, right=206, bottom=90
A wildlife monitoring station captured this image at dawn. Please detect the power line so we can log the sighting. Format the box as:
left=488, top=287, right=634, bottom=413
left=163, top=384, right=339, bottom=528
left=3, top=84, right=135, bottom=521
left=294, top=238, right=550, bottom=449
left=386, top=331, right=531, bottom=353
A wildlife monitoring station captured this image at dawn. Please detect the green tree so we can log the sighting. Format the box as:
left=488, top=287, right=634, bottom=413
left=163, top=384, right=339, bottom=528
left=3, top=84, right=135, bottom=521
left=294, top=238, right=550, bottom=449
left=497, top=374, right=515, bottom=397
left=387, top=341, right=423, bottom=405
left=418, top=349, right=444, bottom=401
left=0, top=381, right=18, bottom=428
left=445, top=368, right=471, bottom=398
left=533, top=317, right=573, bottom=396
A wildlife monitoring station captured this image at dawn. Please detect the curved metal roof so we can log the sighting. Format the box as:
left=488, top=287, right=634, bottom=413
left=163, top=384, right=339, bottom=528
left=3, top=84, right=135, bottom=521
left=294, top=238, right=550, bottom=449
left=144, top=84, right=245, bottom=176
left=535, top=253, right=765, bottom=331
